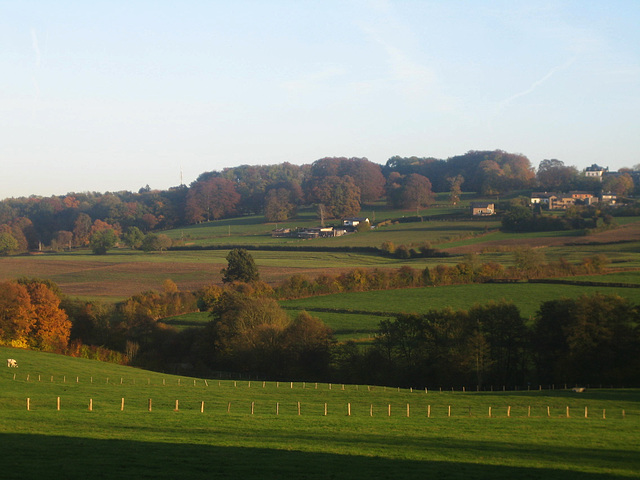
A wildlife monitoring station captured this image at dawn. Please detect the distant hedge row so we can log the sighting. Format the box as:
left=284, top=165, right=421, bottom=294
left=169, top=244, right=449, bottom=258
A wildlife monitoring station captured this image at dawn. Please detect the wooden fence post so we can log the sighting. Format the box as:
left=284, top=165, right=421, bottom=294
left=547, top=406, right=550, bottom=417
left=602, top=409, right=606, bottom=419
left=507, top=406, right=511, bottom=417
left=566, top=406, right=570, bottom=418
left=428, top=405, right=431, bottom=418
left=26, top=398, right=30, bottom=411
left=406, top=404, right=410, bottom=418
left=297, top=401, right=301, bottom=416
left=347, top=403, right=351, bottom=416
left=148, top=398, right=152, bottom=412
left=448, top=405, right=451, bottom=417
left=585, top=406, right=588, bottom=418
left=528, top=406, right=531, bottom=417
left=324, top=403, right=327, bottom=416
left=201, top=401, right=205, bottom=413
left=489, top=406, right=492, bottom=418
left=175, top=400, right=179, bottom=411
left=251, top=402, right=254, bottom=415
left=370, top=404, right=373, bottom=417
left=276, top=402, right=280, bottom=415
left=89, top=399, right=93, bottom=411
left=388, top=404, right=391, bottom=417
left=57, top=397, right=61, bottom=411
left=120, top=398, right=124, bottom=411
left=227, top=402, right=231, bottom=414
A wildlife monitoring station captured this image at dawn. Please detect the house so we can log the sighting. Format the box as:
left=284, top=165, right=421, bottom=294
left=551, top=194, right=576, bottom=210
left=585, top=164, right=608, bottom=181
left=600, top=192, right=617, bottom=205
left=530, top=192, right=557, bottom=207
left=470, top=202, right=495, bottom=216
left=569, top=191, right=595, bottom=205
left=342, top=217, right=370, bottom=227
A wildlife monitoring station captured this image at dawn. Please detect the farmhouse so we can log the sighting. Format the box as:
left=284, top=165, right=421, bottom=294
left=470, top=202, right=495, bottom=216
left=585, top=164, right=608, bottom=181
left=551, top=194, right=577, bottom=210
left=569, top=191, right=595, bottom=204
left=272, top=226, right=347, bottom=239
left=343, top=217, right=370, bottom=227
left=530, top=192, right=556, bottom=207
left=600, top=192, right=617, bottom=205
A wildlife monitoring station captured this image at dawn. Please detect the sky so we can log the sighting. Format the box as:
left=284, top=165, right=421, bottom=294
left=1, top=0, right=639, bottom=198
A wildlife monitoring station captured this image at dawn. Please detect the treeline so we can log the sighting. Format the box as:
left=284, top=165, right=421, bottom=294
left=502, top=204, right=615, bottom=233
left=0, top=150, right=540, bottom=253
left=337, top=294, right=640, bottom=388
left=275, top=250, right=609, bottom=299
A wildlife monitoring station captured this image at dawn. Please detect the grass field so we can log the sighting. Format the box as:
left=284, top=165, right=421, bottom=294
left=282, top=280, right=640, bottom=322
left=1, top=347, right=638, bottom=479
left=164, top=273, right=640, bottom=343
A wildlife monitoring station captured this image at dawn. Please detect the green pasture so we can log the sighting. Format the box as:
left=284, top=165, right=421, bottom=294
left=0, top=347, right=638, bottom=479
left=281, top=282, right=640, bottom=320
left=163, top=275, right=640, bottom=343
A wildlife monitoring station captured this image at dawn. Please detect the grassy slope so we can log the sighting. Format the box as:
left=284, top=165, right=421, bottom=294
left=282, top=279, right=640, bottom=321
left=163, top=273, right=640, bottom=342
left=0, top=347, right=638, bottom=479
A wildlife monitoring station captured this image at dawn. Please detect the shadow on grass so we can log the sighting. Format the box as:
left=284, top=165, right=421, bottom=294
left=0, top=432, right=632, bottom=480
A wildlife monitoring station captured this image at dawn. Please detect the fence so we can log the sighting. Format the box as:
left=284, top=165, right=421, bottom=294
left=20, top=397, right=628, bottom=420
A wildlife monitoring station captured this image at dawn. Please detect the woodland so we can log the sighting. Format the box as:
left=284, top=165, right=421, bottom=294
left=3, top=150, right=636, bottom=255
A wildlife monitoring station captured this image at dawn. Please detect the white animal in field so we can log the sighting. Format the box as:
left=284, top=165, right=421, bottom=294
left=572, top=387, right=585, bottom=393
left=7, top=358, right=18, bottom=368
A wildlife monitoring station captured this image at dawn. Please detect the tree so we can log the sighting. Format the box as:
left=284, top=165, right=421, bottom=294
left=185, top=177, right=240, bottom=223
left=20, top=280, right=71, bottom=351
left=447, top=175, right=464, bottom=205
left=0, top=231, right=18, bottom=255
left=221, top=248, right=260, bottom=283
left=536, top=159, right=578, bottom=191
left=51, top=230, right=73, bottom=251
left=89, top=229, right=118, bottom=255
left=122, top=226, right=145, bottom=249
left=0, top=281, right=35, bottom=345
left=603, top=173, right=634, bottom=197
left=388, top=174, right=434, bottom=211
left=140, top=233, right=172, bottom=252
left=73, top=213, right=93, bottom=246
left=311, top=175, right=361, bottom=219
left=264, top=187, right=297, bottom=222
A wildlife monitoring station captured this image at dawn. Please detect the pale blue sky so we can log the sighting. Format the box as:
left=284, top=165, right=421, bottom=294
left=1, top=0, right=639, bottom=198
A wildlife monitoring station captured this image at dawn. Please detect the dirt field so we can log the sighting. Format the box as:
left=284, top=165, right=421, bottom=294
left=1, top=221, right=638, bottom=301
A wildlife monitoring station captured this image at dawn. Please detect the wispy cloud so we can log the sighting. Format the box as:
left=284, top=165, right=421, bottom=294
left=499, top=57, right=576, bottom=109
left=31, top=27, right=41, bottom=67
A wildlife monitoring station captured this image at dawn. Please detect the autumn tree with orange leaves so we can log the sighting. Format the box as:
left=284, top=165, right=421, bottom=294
left=0, top=280, right=71, bottom=352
